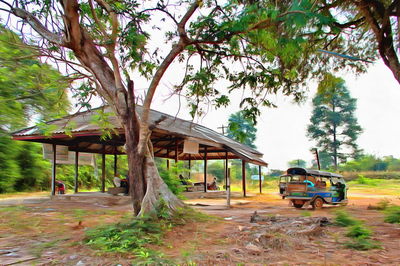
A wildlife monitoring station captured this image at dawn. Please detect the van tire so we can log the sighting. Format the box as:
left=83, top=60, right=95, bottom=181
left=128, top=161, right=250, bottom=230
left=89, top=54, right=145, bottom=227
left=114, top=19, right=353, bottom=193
left=312, top=197, right=324, bottom=209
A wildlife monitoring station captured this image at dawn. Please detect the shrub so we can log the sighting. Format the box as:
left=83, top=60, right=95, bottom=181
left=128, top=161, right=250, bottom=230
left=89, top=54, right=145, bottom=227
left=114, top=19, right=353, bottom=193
left=334, top=211, right=359, bottom=227
left=345, top=224, right=372, bottom=239
left=384, top=206, right=400, bottom=224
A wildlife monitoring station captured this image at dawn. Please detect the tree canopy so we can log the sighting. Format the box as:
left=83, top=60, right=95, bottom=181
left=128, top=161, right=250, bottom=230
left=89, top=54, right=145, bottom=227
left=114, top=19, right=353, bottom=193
left=287, top=159, right=307, bottom=168
left=307, top=73, right=362, bottom=169
left=227, top=110, right=257, bottom=148
left=1, top=0, right=378, bottom=215
left=0, top=26, right=70, bottom=133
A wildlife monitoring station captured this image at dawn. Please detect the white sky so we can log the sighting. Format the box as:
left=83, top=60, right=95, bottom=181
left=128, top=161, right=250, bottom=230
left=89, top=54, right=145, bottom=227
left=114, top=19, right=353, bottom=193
left=142, top=60, right=400, bottom=170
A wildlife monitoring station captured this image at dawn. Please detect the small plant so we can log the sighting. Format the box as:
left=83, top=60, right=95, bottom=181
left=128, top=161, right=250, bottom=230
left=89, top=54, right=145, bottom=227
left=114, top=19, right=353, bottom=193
left=344, top=238, right=381, bottom=251
left=376, top=199, right=391, bottom=210
left=384, top=205, right=400, bottom=224
left=334, top=211, right=381, bottom=250
left=334, top=210, right=359, bottom=227
left=345, top=224, right=372, bottom=239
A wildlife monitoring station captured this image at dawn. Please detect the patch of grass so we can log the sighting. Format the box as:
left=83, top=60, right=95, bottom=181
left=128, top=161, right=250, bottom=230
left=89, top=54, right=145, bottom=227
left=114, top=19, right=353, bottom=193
left=131, top=249, right=172, bottom=265
left=84, top=200, right=215, bottom=264
left=334, top=211, right=381, bottom=250
left=384, top=205, right=400, bottom=224
left=344, top=238, right=381, bottom=251
left=354, top=175, right=381, bottom=186
left=334, top=210, right=359, bottom=227
left=345, top=224, right=372, bottom=239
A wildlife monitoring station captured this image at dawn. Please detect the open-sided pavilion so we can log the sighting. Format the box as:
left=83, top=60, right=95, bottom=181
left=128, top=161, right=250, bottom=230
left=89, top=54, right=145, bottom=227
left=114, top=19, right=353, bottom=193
left=12, top=105, right=268, bottom=196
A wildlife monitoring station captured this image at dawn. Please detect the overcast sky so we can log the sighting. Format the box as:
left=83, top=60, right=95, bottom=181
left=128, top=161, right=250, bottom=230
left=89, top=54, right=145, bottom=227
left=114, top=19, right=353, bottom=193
left=145, top=60, right=400, bottom=170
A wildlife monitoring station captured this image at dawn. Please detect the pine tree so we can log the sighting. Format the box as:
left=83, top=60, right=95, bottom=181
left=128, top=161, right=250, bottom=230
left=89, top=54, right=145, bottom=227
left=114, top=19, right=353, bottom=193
left=307, top=74, right=362, bottom=169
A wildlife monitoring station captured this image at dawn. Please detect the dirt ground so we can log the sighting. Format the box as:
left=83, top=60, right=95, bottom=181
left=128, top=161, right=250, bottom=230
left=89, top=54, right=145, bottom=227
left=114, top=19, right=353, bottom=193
left=0, top=192, right=399, bottom=265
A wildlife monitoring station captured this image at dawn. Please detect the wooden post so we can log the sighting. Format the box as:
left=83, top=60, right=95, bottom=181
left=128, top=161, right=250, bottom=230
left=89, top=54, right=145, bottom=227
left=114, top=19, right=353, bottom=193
left=51, top=144, right=57, bottom=196
left=101, top=147, right=106, bottom=193
left=224, top=152, right=228, bottom=191
left=166, top=148, right=170, bottom=170
left=175, top=140, right=178, bottom=163
left=74, top=151, right=79, bottom=193
left=258, top=165, right=262, bottom=194
left=242, top=160, right=246, bottom=197
left=114, top=154, right=118, bottom=176
left=226, top=167, right=231, bottom=207
left=204, top=146, right=208, bottom=192
left=188, top=154, right=191, bottom=178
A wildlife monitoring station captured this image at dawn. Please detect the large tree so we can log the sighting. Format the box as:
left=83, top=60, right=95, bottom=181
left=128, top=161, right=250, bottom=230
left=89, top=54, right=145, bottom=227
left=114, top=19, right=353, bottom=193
left=307, top=73, right=362, bottom=169
left=1, top=0, right=372, bottom=215
left=317, top=1, right=400, bottom=84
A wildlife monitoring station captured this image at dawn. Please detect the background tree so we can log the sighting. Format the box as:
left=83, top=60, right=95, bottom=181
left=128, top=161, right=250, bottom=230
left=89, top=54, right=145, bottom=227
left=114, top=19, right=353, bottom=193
left=227, top=111, right=257, bottom=148
left=0, top=27, right=70, bottom=193
left=307, top=74, right=362, bottom=169
left=2, top=0, right=374, bottom=215
left=287, top=159, right=307, bottom=168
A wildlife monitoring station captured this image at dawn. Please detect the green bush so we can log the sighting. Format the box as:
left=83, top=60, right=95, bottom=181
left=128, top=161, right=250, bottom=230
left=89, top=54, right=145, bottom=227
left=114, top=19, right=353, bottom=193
left=384, top=206, right=400, bottom=224
left=334, top=211, right=359, bottom=227
left=345, top=224, right=372, bottom=239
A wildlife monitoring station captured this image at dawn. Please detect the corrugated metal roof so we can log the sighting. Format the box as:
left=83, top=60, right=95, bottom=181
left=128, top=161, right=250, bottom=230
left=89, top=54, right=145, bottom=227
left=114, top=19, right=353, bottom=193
left=13, top=105, right=268, bottom=166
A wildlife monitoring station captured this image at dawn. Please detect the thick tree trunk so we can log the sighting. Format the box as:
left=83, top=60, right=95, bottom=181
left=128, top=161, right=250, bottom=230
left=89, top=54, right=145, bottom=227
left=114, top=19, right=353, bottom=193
left=139, top=145, right=184, bottom=216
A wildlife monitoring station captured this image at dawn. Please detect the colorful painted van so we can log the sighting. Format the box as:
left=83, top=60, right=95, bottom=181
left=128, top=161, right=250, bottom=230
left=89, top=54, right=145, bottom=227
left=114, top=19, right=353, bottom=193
left=279, top=167, right=348, bottom=209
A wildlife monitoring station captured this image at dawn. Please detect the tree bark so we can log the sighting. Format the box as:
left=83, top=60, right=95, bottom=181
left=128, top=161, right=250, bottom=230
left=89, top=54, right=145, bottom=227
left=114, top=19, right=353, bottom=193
left=139, top=142, right=184, bottom=216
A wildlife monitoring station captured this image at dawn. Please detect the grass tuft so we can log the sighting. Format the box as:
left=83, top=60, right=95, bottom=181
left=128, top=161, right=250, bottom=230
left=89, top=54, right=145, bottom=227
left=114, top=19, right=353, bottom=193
left=384, top=206, right=400, bottom=224
left=334, top=210, right=359, bottom=227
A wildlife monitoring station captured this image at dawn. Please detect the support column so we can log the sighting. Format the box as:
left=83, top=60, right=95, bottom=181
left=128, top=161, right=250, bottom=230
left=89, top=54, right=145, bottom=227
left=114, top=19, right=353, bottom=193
left=188, top=154, right=191, bottom=178
left=226, top=167, right=231, bottom=207
left=114, top=154, right=118, bottom=176
left=175, top=140, right=178, bottom=163
left=242, top=160, right=246, bottom=197
left=51, top=144, right=57, bottom=196
left=204, top=146, right=208, bottom=192
left=74, top=151, right=79, bottom=193
left=101, top=146, right=106, bottom=193
left=224, top=152, right=228, bottom=191
left=258, top=165, right=262, bottom=194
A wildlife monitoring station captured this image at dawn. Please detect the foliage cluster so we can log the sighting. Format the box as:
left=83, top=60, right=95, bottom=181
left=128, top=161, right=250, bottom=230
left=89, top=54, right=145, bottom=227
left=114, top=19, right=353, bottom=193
left=343, top=171, right=400, bottom=181
left=85, top=204, right=212, bottom=263
left=334, top=210, right=380, bottom=250
left=352, top=175, right=381, bottom=186
left=340, top=155, right=400, bottom=172
left=384, top=206, right=400, bottom=224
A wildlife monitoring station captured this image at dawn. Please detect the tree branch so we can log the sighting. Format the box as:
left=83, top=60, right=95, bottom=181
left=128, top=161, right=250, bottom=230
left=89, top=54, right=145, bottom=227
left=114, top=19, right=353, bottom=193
left=11, top=7, right=65, bottom=46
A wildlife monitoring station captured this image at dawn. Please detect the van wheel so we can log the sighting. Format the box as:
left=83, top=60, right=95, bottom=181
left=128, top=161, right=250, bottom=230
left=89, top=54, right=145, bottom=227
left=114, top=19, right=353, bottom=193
left=292, top=200, right=304, bottom=208
left=312, top=198, right=324, bottom=209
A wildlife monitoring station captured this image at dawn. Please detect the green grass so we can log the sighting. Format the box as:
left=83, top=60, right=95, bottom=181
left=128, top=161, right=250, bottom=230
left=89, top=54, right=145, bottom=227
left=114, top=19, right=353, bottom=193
left=384, top=206, right=400, bottom=224
left=84, top=203, right=215, bottom=263
left=334, top=210, right=359, bottom=227
left=334, top=210, right=381, bottom=250
left=347, top=178, right=400, bottom=195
